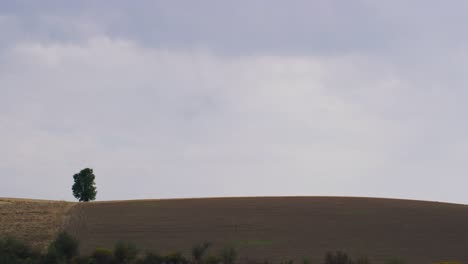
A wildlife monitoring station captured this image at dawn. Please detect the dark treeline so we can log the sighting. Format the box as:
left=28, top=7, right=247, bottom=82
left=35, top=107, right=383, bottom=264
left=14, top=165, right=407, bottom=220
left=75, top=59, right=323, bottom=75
left=0, top=232, right=406, bottom=264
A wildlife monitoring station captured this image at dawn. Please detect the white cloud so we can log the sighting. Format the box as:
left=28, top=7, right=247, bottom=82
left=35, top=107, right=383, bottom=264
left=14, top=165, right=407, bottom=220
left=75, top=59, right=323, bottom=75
left=1, top=35, right=468, bottom=203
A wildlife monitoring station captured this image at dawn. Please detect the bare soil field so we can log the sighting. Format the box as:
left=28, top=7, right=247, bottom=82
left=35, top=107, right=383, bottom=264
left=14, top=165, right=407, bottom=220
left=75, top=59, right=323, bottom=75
left=61, top=197, right=468, bottom=264
left=0, top=198, right=73, bottom=250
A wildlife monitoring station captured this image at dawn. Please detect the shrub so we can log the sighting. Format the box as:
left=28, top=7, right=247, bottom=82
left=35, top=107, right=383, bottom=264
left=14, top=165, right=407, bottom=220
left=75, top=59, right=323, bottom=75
left=191, top=242, right=211, bottom=264
left=91, top=247, right=114, bottom=264
left=48, top=231, right=79, bottom=261
left=43, top=247, right=68, bottom=264
left=324, top=251, right=353, bottom=264
left=71, top=255, right=92, bottom=264
left=204, top=255, right=221, bottom=264
left=220, top=246, right=236, bottom=264
left=114, top=241, right=138, bottom=264
left=0, top=255, right=22, bottom=264
left=136, top=252, right=162, bottom=264
left=163, top=252, right=187, bottom=264
left=0, top=237, right=40, bottom=262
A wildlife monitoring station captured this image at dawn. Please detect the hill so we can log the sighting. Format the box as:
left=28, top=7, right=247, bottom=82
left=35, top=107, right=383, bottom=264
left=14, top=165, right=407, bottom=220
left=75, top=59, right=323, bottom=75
left=2, top=196, right=468, bottom=263
left=0, top=198, right=72, bottom=250
left=65, top=197, right=468, bottom=264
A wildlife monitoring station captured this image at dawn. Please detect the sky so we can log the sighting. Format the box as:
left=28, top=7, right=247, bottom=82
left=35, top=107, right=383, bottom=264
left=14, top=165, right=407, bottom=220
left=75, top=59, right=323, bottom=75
left=1, top=1, right=468, bottom=203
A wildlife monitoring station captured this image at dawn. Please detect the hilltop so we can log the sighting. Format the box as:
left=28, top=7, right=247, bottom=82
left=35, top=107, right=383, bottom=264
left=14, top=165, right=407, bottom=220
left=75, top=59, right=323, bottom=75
left=2, top=196, right=468, bottom=263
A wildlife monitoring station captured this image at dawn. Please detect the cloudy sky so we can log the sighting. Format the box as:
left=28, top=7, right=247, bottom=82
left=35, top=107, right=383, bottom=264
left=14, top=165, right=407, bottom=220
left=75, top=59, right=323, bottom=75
left=1, top=1, right=468, bottom=203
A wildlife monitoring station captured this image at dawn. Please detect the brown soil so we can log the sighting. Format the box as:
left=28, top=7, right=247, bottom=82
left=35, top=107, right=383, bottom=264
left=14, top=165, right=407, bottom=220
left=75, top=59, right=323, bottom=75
left=0, top=198, right=74, bottom=251
left=62, top=197, right=468, bottom=264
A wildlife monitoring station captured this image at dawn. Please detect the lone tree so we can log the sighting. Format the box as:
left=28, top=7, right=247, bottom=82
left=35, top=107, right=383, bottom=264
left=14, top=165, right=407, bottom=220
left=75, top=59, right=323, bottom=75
left=72, top=168, right=97, bottom=202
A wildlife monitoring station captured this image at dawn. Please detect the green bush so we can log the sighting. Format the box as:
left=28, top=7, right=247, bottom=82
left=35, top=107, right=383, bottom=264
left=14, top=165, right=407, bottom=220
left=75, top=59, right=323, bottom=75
left=192, top=242, right=211, bottom=264
left=0, top=234, right=410, bottom=264
left=163, top=252, right=187, bottom=264
left=324, top=251, right=353, bottom=264
left=71, top=255, right=92, bottom=264
left=219, top=246, right=236, bottom=264
left=43, top=246, right=68, bottom=264
left=91, top=247, right=114, bottom=264
left=0, top=237, right=40, bottom=264
left=204, top=255, right=221, bottom=264
left=136, top=252, right=162, bottom=264
left=114, top=241, right=138, bottom=264
left=48, top=231, right=79, bottom=261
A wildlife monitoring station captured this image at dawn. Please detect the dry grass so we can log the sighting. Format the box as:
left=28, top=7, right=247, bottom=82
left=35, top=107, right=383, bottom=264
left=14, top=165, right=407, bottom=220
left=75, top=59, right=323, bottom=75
left=0, top=198, right=74, bottom=251
left=62, top=197, right=468, bottom=264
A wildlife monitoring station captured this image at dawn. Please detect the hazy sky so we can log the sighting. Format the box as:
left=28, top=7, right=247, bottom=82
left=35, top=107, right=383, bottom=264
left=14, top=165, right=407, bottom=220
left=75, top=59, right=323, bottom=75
left=2, top=1, right=468, bottom=203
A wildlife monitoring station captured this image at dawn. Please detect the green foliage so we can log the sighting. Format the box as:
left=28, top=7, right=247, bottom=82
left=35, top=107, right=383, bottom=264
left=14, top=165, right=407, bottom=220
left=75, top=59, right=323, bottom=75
left=204, top=255, right=221, bottom=264
left=72, top=168, right=97, bottom=202
left=71, top=255, right=92, bottom=264
left=91, top=247, right=114, bottom=264
left=0, top=235, right=401, bottom=264
left=43, top=245, right=68, bottom=264
left=324, top=251, right=353, bottom=264
left=163, top=252, right=187, bottom=264
left=219, top=246, right=236, bottom=264
left=191, top=242, right=211, bottom=264
left=48, top=231, right=79, bottom=261
left=0, top=237, right=40, bottom=264
left=114, top=241, right=138, bottom=264
left=136, top=252, right=162, bottom=264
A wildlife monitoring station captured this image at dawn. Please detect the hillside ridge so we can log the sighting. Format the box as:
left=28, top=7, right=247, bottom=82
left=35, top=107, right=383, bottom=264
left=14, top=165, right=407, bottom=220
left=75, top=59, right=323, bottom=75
left=3, top=196, right=468, bottom=263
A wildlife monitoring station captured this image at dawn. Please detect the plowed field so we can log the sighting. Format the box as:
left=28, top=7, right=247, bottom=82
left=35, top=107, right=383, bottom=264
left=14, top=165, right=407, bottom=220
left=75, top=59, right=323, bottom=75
left=61, top=197, right=468, bottom=264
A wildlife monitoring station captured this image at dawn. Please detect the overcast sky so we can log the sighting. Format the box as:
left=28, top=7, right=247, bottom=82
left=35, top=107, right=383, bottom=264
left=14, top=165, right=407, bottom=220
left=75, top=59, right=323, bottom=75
left=2, top=1, right=468, bottom=203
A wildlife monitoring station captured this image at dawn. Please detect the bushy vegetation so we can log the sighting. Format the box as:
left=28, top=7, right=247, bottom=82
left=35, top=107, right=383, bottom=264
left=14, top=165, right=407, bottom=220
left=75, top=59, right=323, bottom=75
left=48, top=231, right=80, bottom=262
left=220, top=246, right=237, bottom=264
left=191, top=242, right=211, bottom=264
left=90, top=247, right=114, bottom=264
left=0, top=237, right=40, bottom=264
left=324, top=251, right=353, bottom=264
left=0, top=233, right=413, bottom=264
left=114, top=241, right=139, bottom=264
left=135, top=252, right=162, bottom=264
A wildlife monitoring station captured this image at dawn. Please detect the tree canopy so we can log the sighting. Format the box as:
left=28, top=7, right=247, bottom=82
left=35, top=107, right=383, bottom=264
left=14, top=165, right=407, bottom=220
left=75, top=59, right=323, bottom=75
left=72, top=168, right=97, bottom=202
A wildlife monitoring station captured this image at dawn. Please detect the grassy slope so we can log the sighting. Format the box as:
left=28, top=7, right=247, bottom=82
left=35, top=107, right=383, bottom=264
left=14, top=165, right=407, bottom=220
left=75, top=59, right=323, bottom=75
left=0, top=198, right=73, bottom=250
left=62, top=197, right=468, bottom=264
